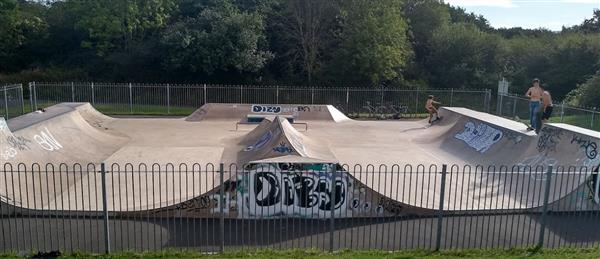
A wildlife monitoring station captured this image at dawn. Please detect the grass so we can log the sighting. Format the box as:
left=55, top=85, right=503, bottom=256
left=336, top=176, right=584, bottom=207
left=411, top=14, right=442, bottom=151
left=3, top=247, right=600, bottom=258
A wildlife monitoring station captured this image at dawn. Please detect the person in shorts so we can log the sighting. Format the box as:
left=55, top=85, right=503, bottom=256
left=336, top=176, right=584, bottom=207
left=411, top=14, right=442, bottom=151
left=426, top=95, right=441, bottom=123
left=539, top=84, right=553, bottom=132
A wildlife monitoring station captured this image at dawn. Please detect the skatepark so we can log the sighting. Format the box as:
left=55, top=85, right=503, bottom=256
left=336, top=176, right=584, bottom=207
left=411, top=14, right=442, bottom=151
left=1, top=102, right=600, bottom=251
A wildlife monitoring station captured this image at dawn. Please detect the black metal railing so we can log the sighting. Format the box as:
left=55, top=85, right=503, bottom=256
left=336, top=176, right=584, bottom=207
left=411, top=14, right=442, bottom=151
left=0, top=162, right=598, bottom=253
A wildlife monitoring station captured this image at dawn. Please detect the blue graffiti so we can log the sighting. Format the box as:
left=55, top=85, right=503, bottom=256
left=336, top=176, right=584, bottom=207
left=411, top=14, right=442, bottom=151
left=273, top=142, right=293, bottom=153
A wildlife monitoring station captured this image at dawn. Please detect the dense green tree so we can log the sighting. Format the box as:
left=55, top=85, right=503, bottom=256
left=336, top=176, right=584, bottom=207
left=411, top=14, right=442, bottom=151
left=330, top=0, right=412, bottom=85
left=447, top=4, right=492, bottom=32
left=565, top=70, right=600, bottom=108
left=160, top=0, right=273, bottom=75
left=266, top=0, right=339, bottom=85
left=426, top=23, right=505, bottom=89
left=0, top=0, right=47, bottom=71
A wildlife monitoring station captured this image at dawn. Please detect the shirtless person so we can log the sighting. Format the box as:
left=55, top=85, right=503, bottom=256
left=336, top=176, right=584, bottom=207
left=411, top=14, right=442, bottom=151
left=426, top=95, right=441, bottom=123
left=525, top=78, right=543, bottom=131
left=539, top=84, right=553, bottom=131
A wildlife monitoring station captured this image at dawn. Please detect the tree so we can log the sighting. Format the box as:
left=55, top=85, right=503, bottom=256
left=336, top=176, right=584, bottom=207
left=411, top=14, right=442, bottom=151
left=330, top=0, right=412, bottom=86
left=66, top=0, right=175, bottom=56
left=267, top=0, right=339, bottom=85
left=161, top=0, right=273, bottom=75
left=402, top=0, right=450, bottom=83
left=426, top=23, right=505, bottom=89
left=0, top=0, right=47, bottom=71
left=565, top=70, right=600, bottom=108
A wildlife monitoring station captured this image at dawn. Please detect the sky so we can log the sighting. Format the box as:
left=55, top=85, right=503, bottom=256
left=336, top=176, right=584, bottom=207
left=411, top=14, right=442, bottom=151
left=444, top=0, right=600, bottom=31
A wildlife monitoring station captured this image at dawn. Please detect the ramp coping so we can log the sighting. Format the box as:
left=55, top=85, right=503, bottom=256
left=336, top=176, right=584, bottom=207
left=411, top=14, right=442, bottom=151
left=442, top=107, right=536, bottom=136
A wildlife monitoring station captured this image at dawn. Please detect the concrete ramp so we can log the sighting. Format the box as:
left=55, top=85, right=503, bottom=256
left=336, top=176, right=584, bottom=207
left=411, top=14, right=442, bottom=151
left=2, top=103, right=600, bottom=218
left=1, top=103, right=128, bottom=164
left=232, top=116, right=337, bottom=165
left=185, top=103, right=350, bottom=122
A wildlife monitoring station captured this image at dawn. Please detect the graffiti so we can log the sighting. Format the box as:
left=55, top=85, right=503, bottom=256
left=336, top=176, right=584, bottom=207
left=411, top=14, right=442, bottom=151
left=518, top=154, right=557, bottom=167
left=7, top=135, right=31, bottom=151
left=238, top=170, right=348, bottom=217
left=244, top=131, right=273, bottom=151
left=252, top=105, right=281, bottom=114
left=537, top=127, right=563, bottom=154
left=286, top=129, right=307, bottom=155
left=377, top=197, right=403, bottom=215
left=175, top=195, right=216, bottom=211
left=34, top=127, right=62, bottom=151
left=1, top=148, right=17, bottom=160
left=504, top=131, right=523, bottom=144
left=571, top=135, right=598, bottom=160
left=273, top=142, right=293, bottom=154
left=296, top=106, right=310, bottom=112
left=1, top=119, right=20, bottom=160
left=454, top=121, right=503, bottom=153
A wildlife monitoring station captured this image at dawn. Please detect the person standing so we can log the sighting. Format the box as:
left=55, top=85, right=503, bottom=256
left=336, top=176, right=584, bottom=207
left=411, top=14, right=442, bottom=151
left=425, top=95, right=442, bottom=123
left=525, top=78, right=543, bottom=131
left=539, top=84, right=553, bottom=132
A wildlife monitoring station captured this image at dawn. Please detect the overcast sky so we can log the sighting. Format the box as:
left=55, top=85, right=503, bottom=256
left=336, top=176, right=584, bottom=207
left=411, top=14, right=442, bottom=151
left=444, top=0, right=600, bottom=31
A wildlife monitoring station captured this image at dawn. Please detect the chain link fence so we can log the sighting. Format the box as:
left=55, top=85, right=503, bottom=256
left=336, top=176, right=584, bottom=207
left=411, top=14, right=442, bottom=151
left=29, top=82, right=492, bottom=118
left=496, top=93, right=599, bottom=131
left=1, top=84, right=25, bottom=120
left=0, top=162, right=598, bottom=253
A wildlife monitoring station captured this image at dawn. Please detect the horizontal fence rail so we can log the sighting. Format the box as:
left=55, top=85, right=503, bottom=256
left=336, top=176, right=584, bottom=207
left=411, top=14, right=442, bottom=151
left=497, top=93, right=599, bottom=131
left=0, top=162, right=599, bottom=253
left=28, top=82, right=492, bottom=119
left=1, top=84, right=25, bottom=120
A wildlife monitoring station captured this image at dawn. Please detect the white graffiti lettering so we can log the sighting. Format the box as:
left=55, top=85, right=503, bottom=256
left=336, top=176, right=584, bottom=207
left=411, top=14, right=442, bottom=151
left=34, top=127, right=62, bottom=151
left=455, top=121, right=503, bottom=153
left=238, top=168, right=349, bottom=218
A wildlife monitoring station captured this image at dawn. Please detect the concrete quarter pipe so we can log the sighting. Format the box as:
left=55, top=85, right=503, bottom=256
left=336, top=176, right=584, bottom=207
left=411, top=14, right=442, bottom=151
left=0, top=103, right=599, bottom=218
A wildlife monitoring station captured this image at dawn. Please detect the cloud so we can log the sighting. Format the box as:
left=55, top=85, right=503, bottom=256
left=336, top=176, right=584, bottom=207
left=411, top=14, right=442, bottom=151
left=445, top=0, right=600, bottom=7
left=559, top=0, right=600, bottom=3
left=444, top=0, right=517, bottom=8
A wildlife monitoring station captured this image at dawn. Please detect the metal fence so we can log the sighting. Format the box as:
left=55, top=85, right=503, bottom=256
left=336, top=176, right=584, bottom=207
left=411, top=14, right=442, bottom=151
left=1, top=84, right=25, bottom=120
left=497, top=93, right=600, bottom=131
left=1, top=162, right=599, bottom=253
left=29, top=82, right=492, bottom=117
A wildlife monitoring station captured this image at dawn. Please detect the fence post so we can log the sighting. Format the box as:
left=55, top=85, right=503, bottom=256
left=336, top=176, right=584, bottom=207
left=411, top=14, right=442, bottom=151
left=537, top=165, right=553, bottom=249
left=128, top=83, right=133, bottom=114
left=487, top=89, right=492, bottom=113
left=19, top=84, right=24, bottom=115
left=203, top=84, right=207, bottom=105
left=511, top=96, right=517, bottom=118
left=28, top=82, right=34, bottom=112
left=560, top=101, right=565, bottom=123
left=591, top=108, right=596, bottom=129
left=311, top=87, right=315, bottom=104
left=166, top=83, right=170, bottom=114
left=276, top=86, right=280, bottom=104
left=219, top=163, right=225, bottom=253
left=329, top=164, right=336, bottom=252
left=100, top=163, right=111, bottom=254
left=71, top=82, right=75, bottom=102
left=415, top=89, right=419, bottom=118
left=32, top=82, right=37, bottom=111
left=91, top=82, right=95, bottom=105
left=345, top=87, right=350, bottom=113
left=496, top=92, right=502, bottom=115
left=450, top=88, right=454, bottom=106
left=435, top=164, right=448, bottom=251
left=3, top=85, right=8, bottom=119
